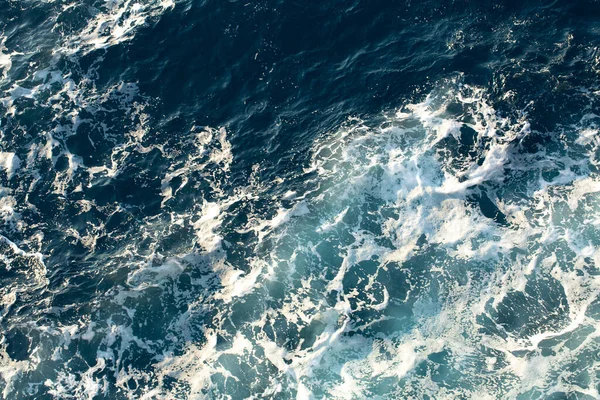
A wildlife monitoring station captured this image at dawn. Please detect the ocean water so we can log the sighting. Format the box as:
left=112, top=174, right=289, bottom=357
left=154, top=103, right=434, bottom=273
left=1, top=0, right=600, bottom=398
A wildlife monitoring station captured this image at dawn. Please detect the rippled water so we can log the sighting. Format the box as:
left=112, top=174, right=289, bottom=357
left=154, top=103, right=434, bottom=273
left=1, top=1, right=600, bottom=398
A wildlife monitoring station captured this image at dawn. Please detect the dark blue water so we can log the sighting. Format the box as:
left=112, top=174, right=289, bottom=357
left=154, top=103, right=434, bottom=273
left=2, top=1, right=600, bottom=398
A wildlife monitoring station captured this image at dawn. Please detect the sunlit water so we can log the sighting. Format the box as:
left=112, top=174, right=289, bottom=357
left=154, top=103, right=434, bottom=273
left=1, top=1, right=600, bottom=398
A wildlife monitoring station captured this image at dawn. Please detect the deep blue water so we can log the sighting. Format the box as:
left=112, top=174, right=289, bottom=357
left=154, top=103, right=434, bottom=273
left=1, top=0, right=600, bottom=398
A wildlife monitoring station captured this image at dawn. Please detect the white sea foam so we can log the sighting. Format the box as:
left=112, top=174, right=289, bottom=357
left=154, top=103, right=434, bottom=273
left=159, top=80, right=600, bottom=398
left=3, top=60, right=600, bottom=399
left=56, top=0, right=176, bottom=55
left=0, top=37, right=21, bottom=81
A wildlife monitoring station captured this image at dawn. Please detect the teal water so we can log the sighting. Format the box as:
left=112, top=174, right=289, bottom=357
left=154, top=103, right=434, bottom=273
left=1, top=1, right=600, bottom=398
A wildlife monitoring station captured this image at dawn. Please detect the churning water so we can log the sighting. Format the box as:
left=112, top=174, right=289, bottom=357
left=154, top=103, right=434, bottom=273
left=2, top=1, right=600, bottom=398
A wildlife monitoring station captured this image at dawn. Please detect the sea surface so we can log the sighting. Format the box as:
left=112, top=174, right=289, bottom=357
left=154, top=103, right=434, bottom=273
left=1, top=0, right=600, bottom=398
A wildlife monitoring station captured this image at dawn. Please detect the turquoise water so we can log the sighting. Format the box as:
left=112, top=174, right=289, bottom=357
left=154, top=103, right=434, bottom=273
left=1, top=1, right=600, bottom=398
